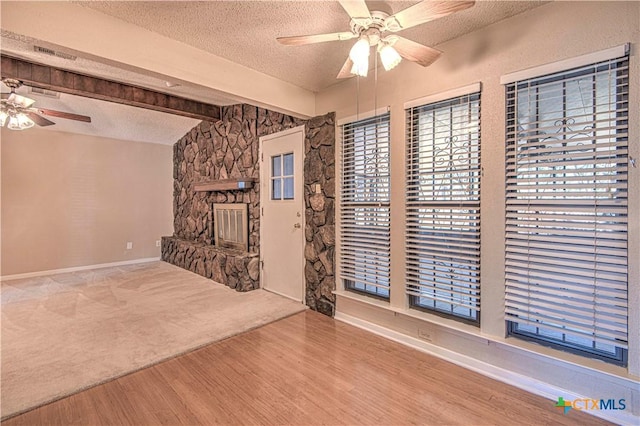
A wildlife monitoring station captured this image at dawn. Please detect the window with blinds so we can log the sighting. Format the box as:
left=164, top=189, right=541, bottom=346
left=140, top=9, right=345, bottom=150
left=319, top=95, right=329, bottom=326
left=406, top=92, right=481, bottom=323
left=340, top=112, right=391, bottom=299
left=505, top=54, right=629, bottom=365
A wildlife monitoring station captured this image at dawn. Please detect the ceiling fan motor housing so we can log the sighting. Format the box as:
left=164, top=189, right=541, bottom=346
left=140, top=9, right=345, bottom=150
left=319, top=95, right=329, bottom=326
left=351, top=11, right=387, bottom=39
left=2, top=78, right=23, bottom=91
left=350, top=10, right=403, bottom=48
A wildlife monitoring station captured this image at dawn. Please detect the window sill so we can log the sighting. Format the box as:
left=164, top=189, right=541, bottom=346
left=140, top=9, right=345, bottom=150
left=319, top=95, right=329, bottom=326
left=334, top=289, right=390, bottom=309
left=333, top=290, right=488, bottom=346
left=333, top=289, right=638, bottom=384
left=492, top=335, right=636, bottom=383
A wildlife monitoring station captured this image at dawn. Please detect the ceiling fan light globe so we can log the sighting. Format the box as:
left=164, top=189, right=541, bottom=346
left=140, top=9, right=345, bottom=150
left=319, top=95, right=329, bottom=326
left=7, top=115, right=21, bottom=130
left=349, top=37, right=370, bottom=63
left=8, top=113, right=35, bottom=130
left=18, top=113, right=35, bottom=130
left=379, top=45, right=402, bottom=71
left=350, top=57, right=369, bottom=77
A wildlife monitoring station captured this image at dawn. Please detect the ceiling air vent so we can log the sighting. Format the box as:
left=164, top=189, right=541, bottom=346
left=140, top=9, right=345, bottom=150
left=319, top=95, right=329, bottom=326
left=30, top=87, right=60, bottom=99
left=33, top=45, right=77, bottom=61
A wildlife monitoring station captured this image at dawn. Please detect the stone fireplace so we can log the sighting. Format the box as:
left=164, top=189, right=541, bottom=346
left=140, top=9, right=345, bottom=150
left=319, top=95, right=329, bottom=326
left=161, top=104, right=337, bottom=315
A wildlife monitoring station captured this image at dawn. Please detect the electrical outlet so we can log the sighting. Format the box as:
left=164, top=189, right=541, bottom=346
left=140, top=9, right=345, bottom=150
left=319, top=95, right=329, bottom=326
left=418, top=328, right=433, bottom=342
left=126, top=242, right=133, bottom=250
left=156, top=240, right=161, bottom=247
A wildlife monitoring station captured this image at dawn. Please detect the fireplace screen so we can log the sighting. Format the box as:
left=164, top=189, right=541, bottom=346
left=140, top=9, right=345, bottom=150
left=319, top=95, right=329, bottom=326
left=213, top=203, right=248, bottom=251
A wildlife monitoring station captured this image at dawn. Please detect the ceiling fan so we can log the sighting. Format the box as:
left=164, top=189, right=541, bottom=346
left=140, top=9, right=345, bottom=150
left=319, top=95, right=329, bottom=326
left=277, top=0, right=475, bottom=78
left=0, top=78, right=91, bottom=130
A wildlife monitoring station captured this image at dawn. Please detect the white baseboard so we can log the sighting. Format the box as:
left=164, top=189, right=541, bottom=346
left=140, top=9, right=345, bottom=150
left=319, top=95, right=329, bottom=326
left=334, top=311, right=639, bottom=426
left=0, top=257, right=161, bottom=282
left=263, top=287, right=304, bottom=304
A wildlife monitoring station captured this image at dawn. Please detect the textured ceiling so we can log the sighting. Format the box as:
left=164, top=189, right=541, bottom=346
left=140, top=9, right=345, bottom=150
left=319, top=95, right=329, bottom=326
left=77, top=0, right=546, bottom=92
left=0, top=1, right=546, bottom=144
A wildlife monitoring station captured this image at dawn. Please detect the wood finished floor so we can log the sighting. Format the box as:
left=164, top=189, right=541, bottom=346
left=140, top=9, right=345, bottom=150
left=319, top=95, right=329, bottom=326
left=5, top=310, right=609, bottom=426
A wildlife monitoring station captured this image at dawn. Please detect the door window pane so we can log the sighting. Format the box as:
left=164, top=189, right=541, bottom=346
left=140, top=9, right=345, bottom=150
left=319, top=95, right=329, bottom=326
left=272, top=178, right=282, bottom=200
left=283, top=177, right=294, bottom=200
left=283, top=153, right=294, bottom=175
left=272, top=155, right=281, bottom=177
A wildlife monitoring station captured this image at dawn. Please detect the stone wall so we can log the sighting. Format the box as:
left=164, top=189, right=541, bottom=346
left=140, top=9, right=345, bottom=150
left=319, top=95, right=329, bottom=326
left=173, top=105, right=267, bottom=253
left=303, top=115, right=335, bottom=316
left=164, top=104, right=336, bottom=315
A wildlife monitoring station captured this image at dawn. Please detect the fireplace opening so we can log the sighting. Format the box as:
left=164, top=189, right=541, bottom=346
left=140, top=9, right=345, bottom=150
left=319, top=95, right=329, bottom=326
left=213, top=203, right=249, bottom=252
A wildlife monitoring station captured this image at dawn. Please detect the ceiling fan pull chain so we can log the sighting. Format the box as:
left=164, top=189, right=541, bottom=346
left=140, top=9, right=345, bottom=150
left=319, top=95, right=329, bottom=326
left=356, top=74, right=360, bottom=121
left=374, top=48, right=378, bottom=116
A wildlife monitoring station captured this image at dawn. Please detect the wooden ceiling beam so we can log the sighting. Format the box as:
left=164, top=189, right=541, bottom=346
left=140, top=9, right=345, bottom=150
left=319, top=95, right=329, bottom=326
left=1, top=55, right=221, bottom=122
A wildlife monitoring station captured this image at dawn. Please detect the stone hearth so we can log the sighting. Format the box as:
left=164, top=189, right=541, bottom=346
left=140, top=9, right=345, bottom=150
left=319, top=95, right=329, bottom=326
left=161, top=236, right=259, bottom=291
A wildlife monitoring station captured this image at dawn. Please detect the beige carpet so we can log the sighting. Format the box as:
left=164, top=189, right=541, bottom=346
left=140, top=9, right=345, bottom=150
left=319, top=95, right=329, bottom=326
left=0, top=261, right=306, bottom=419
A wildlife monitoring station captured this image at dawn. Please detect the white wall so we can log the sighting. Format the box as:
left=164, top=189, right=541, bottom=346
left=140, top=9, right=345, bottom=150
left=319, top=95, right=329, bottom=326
left=317, top=1, right=639, bottom=422
left=1, top=128, right=174, bottom=276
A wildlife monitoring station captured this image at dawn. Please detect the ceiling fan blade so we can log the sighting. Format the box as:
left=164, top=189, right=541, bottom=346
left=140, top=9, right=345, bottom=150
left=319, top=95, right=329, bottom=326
left=392, top=36, right=442, bottom=67
left=386, top=1, right=475, bottom=31
left=8, top=93, right=36, bottom=108
left=339, top=0, right=371, bottom=19
left=277, top=32, right=356, bottom=46
left=337, top=57, right=355, bottom=79
left=25, top=111, right=55, bottom=127
left=35, top=108, right=92, bottom=123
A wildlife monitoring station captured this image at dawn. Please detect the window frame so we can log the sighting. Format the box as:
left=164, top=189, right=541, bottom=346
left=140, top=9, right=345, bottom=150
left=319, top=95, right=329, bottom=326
left=503, top=52, right=629, bottom=366
left=404, top=87, right=482, bottom=325
left=339, top=110, right=392, bottom=300
left=270, top=152, right=295, bottom=201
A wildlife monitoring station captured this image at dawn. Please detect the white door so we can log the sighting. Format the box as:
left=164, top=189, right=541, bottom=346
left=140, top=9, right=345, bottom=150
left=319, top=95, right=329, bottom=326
left=260, top=126, right=305, bottom=302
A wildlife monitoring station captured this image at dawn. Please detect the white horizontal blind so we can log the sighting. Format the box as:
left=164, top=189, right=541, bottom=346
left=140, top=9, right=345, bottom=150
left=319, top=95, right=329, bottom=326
left=340, top=112, right=391, bottom=298
left=406, top=92, right=481, bottom=322
left=505, top=55, right=629, bottom=354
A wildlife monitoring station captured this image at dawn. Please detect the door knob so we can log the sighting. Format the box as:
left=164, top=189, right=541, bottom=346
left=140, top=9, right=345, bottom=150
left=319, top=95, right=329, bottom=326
left=293, top=223, right=301, bottom=229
